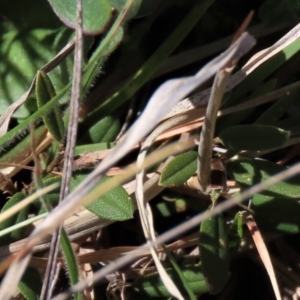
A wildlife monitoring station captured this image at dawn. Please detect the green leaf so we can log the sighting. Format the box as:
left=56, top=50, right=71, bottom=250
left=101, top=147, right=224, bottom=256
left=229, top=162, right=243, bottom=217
left=81, top=24, right=124, bottom=97
left=36, top=71, right=64, bottom=142
left=0, top=0, right=74, bottom=118
left=136, top=265, right=209, bottom=297
left=36, top=176, right=61, bottom=214
left=79, top=115, right=120, bottom=144
left=61, top=229, right=82, bottom=300
left=199, top=213, right=230, bottom=294
left=159, top=151, right=197, bottom=187
left=100, top=25, right=125, bottom=57
left=85, top=175, right=134, bottom=221
left=162, top=245, right=197, bottom=300
left=31, top=175, right=82, bottom=300
left=218, top=79, right=277, bottom=132
left=0, top=126, right=46, bottom=172
left=227, top=158, right=300, bottom=198
left=218, top=125, right=290, bottom=151
left=48, top=0, right=142, bottom=35
left=10, top=204, right=29, bottom=241
left=74, top=142, right=115, bottom=156
left=0, top=192, right=28, bottom=245
left=19, top=267, right=42, bottom=300
left=39, top=173, right=134, bottom=221
left=48, top=0, right=112, bottom=35
left=252, top=194, right=300, bottom=234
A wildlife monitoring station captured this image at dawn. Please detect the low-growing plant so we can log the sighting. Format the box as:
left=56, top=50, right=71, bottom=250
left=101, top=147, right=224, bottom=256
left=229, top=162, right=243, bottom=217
left=0, top=1, right=300, bottom=299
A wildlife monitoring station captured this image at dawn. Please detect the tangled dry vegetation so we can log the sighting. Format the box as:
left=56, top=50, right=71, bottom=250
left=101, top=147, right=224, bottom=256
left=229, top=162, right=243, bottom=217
left=1, top=0, right=300, bottom=299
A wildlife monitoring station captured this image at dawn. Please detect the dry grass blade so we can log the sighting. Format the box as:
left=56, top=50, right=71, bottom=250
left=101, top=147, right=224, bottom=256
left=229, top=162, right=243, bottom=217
left=197, top=68, right=232, bottom=193
left=245, top=214, right=282, bottom=300
left=197, top=13, right=254, bottom=193
left=135, top=117, right=193, bottom=299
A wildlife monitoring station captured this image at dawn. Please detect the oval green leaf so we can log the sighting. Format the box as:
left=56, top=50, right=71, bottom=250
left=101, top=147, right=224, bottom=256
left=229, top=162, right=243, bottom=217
left=218, top=124, right=290, bottom=151
left=159, top=151, right=197, bottom=187
left=199, top=213, right=230, bottom=294
left=0, top=192, right=28, bottom=245
left=79, top=115, right=120, bottom=144
left=48, top=0, right=112, bottom=35
left=36, top=71, right=64, bottom=142
left=84, top=175, right=134, bottom=221
left=136, top=265, right=209, bottom=297
left=227, top=158, right=300, bottom=198
left=39, top=173, right=134, bottom=221
left=48, top=0, right=142, bottom=35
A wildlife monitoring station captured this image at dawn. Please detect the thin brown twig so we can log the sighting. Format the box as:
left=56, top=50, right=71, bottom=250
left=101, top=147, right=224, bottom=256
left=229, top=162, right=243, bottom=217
left=41, top=0, right=83, bottom=298
left=197, top=14, right=254, bottom=194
